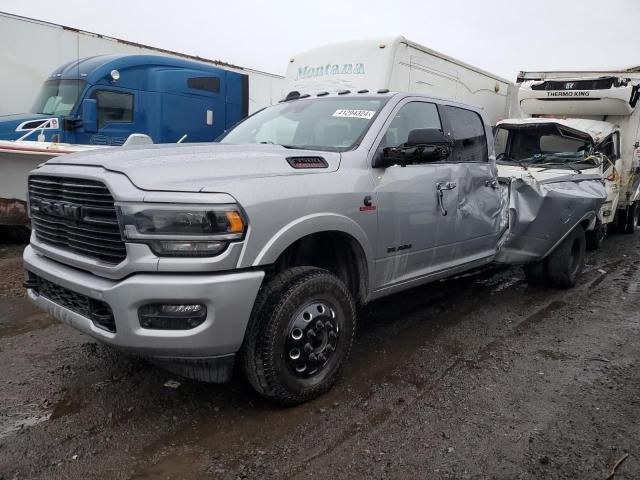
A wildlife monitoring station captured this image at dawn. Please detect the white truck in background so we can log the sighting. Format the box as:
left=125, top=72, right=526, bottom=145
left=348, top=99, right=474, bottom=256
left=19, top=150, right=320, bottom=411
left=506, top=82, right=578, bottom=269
left=496, top=71, right=640, bottom=249
left=284, top=36, right=519, bottom=126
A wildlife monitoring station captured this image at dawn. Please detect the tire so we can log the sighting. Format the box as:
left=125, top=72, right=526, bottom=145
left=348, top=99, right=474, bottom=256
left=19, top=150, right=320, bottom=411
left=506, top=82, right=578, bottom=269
left=545, top=226, right=586, bottom=289
left=242, top=267, right=357, bottom=405
left=614, top=208, right=629, bottom=234
left=585, top=222, right=606, bottom=250
left=523, top=261, right=547, bottom=286
left=625, top=203, right=639, bottom=234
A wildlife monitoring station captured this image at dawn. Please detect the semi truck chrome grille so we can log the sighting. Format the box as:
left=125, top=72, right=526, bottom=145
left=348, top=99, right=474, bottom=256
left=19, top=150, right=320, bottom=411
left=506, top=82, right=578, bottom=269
left=27, top=272, right=116, bottom=333
left=28, top=175, right=126, bottom=264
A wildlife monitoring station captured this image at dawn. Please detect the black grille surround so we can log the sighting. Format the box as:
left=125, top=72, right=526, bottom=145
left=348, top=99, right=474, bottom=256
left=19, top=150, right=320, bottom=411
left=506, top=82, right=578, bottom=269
left=28, top=175, right=126, bottom=264
left=27, top=272, right=116, bottom=332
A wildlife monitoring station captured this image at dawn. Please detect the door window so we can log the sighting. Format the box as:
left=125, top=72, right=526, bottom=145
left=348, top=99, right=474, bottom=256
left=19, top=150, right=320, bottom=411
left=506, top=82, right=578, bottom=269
left=494, top=127, right=508, bottom=157
left=442, top=106, right=488, bottom=162
left=92, top=90, right=134, bottom=128
left=380, top=101, right=442, bottom=149
left=597, top=132, right=620, bottom=160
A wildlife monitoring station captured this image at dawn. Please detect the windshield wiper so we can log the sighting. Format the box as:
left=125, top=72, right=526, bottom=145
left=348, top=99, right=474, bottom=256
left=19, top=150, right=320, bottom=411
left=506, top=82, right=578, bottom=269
left=497, top=154, right=530, bottom=170
left=536, top=162, right=582, bottom=173
left=259, top=141, right=296, bottom=149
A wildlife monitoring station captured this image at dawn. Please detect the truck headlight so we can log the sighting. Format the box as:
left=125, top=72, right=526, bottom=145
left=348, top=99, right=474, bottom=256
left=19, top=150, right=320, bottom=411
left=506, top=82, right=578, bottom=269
left=116, top=203, right=247, bottom=257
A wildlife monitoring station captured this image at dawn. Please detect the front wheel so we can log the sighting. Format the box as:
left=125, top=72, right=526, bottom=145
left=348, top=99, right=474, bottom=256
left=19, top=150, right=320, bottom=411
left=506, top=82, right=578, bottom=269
left=523, top=261, right=547, bottom=286
left=242, top=267, right=356, bottom=405
left=545, top=226, right=586, bottom=289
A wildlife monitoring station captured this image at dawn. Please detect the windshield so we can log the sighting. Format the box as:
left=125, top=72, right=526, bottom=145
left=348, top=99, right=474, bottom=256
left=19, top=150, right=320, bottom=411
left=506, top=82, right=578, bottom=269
left=219, top=97, right=387, bottom=151
left=494, top=124, right=595, bottom=170
left=31, top=79, right=86, bottom=116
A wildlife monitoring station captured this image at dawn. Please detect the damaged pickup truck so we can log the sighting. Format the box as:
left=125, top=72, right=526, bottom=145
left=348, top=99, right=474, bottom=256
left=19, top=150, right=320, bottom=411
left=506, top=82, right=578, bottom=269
left=23, top=92, right=605, bottom=404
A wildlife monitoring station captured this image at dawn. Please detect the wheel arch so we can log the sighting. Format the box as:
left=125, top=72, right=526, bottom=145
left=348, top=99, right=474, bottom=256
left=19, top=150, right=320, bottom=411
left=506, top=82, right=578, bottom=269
left=252, top=214, right=374, bottom=304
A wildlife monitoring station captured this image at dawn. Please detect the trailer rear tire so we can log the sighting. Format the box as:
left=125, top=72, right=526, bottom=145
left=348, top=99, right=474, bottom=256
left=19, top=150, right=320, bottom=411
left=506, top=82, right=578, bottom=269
left=585, top=223, right=606, bottom=250
left=625, top=203, right=639, bottom=234
left=615, top=208, right=629, bottom=233
left=241, top=267, right=356, bottom=405
left=545, top=226, right=586, bottom=289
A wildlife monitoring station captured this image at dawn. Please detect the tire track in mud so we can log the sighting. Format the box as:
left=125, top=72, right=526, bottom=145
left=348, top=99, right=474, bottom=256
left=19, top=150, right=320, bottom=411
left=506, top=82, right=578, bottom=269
left=282, top=257, right=633, bottom=478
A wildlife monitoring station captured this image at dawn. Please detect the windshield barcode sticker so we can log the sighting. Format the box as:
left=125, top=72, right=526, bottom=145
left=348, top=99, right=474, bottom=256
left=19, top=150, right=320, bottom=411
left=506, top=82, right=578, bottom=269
left=332, top=109, right=376, bottom=119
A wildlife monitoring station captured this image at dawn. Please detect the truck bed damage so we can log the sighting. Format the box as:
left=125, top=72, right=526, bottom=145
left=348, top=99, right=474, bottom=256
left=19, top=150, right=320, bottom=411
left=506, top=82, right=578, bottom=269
left=496, top=174, right=606, bottom=264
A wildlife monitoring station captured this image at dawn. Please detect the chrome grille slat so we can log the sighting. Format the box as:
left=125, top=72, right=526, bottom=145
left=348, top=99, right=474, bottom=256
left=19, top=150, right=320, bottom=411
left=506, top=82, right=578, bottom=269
left=29, top=175, right=126, bottom=264
left=32, top=222, right=125, bottom=251
left=32, top=215, right=122, bottom=239
left=29, top=185, right=114, bottom=197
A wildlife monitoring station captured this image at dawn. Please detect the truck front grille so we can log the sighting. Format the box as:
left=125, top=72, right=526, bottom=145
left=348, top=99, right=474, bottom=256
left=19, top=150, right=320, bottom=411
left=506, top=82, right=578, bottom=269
left=28, top=175, right=126, bottom=264
left=27, top=272, right=116, bottom=333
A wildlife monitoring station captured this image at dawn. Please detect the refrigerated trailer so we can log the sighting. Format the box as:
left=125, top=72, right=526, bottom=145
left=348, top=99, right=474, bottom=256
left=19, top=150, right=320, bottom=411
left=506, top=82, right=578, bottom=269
left=284, top=36, right=519, bottom=126
left=495, top=70, right=640, bottom=247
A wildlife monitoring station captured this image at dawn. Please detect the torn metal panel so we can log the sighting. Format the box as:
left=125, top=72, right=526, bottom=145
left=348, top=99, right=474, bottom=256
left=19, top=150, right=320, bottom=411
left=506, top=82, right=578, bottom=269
left=495, top=174, right=606, bottom=264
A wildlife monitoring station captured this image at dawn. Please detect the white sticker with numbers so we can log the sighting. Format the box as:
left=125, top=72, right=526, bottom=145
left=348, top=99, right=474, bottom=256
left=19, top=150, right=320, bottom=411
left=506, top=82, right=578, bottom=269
left=332, top=109, right=376, bottom=119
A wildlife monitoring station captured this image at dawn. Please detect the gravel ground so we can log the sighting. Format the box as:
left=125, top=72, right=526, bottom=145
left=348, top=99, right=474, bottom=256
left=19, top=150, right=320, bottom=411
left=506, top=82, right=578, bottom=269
left=0, top=232, right=638, bottom=480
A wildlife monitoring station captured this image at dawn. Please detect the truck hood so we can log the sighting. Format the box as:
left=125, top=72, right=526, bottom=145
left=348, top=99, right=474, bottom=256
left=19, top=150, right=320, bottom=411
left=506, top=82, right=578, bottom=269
left=0, top=113, right=55, bottom=141
left=45, top=143, right=341, bottom=192
left=496, top=118, right=616, bottom=144
left=497, top=163, right=601, bottom=182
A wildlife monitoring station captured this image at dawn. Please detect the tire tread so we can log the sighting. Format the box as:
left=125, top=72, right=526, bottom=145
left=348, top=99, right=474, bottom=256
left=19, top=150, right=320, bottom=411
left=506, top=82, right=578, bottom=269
left=242, top=267, right=356, bottom=405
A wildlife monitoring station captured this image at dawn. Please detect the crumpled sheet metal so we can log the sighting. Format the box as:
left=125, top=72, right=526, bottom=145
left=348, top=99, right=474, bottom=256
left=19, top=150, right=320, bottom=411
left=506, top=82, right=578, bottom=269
left=495, top=174, right=606, bottom=264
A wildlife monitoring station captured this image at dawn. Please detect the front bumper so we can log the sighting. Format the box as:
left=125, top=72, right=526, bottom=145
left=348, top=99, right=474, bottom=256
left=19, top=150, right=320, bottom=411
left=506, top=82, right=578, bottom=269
left=23, top=245, right=264, bottom=359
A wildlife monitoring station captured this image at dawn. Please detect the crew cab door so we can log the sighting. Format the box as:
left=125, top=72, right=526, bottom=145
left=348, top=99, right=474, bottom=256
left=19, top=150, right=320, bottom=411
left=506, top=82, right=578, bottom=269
left=439, top=105, right=502, bottom=260
left=371, top=100, right=460, bottom=289
left=371, top=100, right=501, bottom=290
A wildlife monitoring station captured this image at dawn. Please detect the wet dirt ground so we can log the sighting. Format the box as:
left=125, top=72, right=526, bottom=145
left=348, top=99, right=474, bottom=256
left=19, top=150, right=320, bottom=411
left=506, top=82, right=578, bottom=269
left=0, top=232, right=638, bottom=480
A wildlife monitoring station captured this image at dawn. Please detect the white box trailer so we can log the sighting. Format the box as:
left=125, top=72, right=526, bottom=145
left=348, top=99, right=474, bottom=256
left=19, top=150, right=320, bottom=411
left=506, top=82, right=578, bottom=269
left=0, top=11, right=284, bottom=116
left=284, top=36, right=519, bottom=126
left=495, top=69, right=640, bottom=247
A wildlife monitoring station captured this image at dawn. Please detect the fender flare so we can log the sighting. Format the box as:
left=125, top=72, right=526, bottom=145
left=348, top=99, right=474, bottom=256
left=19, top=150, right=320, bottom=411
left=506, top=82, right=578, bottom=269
left=252, top=212, right=374, bottom=285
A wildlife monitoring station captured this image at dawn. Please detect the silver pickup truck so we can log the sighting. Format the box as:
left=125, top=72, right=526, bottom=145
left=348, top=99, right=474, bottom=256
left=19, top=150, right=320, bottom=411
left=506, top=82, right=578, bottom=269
left=23, top=92, right=605, bottom=404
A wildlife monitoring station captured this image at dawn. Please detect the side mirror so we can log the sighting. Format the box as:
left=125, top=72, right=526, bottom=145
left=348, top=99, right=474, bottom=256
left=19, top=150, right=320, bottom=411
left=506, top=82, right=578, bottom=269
left=81, top=99, right=98, bottom=133
left=372, top=149, right=394, bottom=168
left=407, top=128, right=449, bottom=147
left=373, top=129, right=451, bottom=169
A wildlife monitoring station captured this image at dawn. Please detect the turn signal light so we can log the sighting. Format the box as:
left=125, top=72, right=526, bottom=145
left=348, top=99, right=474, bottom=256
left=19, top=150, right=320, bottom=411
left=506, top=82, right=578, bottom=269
left=225, top=211, right=245, bottom=233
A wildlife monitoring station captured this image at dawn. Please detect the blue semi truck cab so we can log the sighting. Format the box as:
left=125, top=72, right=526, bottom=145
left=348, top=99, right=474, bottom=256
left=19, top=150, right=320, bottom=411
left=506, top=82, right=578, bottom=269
left=0, top=54, right=250, bottom=145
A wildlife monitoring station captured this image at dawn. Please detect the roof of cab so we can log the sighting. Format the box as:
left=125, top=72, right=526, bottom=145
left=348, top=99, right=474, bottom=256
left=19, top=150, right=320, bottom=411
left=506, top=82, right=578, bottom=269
left=49, top=54, right=224, bottom=83
left=497, top=117, right=618, bottom=143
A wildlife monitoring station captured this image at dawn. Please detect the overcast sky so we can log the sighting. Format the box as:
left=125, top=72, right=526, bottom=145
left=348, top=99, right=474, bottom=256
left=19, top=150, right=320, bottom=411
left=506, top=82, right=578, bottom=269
left=2, top=0, right=639, bottom=81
